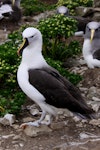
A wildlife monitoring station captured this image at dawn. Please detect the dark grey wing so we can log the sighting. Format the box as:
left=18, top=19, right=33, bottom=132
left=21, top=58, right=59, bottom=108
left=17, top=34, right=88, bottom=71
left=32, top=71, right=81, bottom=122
left=93, top=49, right=100, bottom=60
left=28, top=67, right=94, bottom=119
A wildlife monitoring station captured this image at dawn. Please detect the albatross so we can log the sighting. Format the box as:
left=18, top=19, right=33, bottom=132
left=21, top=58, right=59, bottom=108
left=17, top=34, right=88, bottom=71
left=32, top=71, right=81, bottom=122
left=56, top=5, right=92, bottom=33
left=17, top=27, right=94, bottom=128
left=82, top=21, right=100, bottom=68
left=0, top=0, right=21, bottom=22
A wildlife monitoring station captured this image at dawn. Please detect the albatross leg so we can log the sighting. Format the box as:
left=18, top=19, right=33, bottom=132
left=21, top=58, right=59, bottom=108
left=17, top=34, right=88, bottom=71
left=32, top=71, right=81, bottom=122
left=41, top=114, right=54, bottom=125
left=20, top=110, right=46, bottom=128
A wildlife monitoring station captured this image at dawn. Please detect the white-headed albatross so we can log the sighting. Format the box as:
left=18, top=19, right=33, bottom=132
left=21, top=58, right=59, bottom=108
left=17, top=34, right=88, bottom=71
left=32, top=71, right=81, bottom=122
left=56, top=5, right=92, bottom=34
left=17, top=27, right=95, bottom=128
left=82, top=21, right=100, bottom=68
left=0, top=0, right=21, bottom=22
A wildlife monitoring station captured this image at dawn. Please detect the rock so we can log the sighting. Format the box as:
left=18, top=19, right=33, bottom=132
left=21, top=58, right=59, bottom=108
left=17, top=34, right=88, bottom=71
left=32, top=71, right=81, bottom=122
left=12, top=134, right=22, bottom=140
left=63, top=58, right=80, bottom=68
left=87, top=86, right=100, bottom=101
left=22, top=117, right=34, bottom=123
left=89, top=119, right=100, bottom=127
left=79, top=87, right=88, bottom=94
left=50, top=121, right=68, bottom=130
left=79, top=132, right=99, bottom=139
left=2, top=134, right=15, bottom=139
left=91, top=103, right=100, bottom=112
left=0, top=30, right=10, bottom=45
left=93, top=1, right=100, bottom=7
left=93, top=12, right=100, bottom=21
left=41, top=114, right=51, bottom=124
left=53, top=139, right=100, bottom=150
left=75, top=6, right=89, bottom=16
left=81, top=68, right=100, bottom=88
left=78, top=59, right=86, bottom=65
left=76, top=123, right=83, bottom=128
left=23, top=125, right=52, bottom=137
left=0, top=113, right=16, bottom=126
left=53, top=143, right=68, bottom=150
left=73, top=116, right=80, bottom=122
left=30, top=108, right=40, bottom=116
left=12, top=124, right=20, bottom=130
left=33, top=10, right=56, bottom=22
left=92, top=97, right=100, bottom=102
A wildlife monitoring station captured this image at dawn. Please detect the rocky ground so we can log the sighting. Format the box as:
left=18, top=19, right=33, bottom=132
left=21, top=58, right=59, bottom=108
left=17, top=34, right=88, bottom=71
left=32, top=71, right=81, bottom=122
left=0, top=5, right=100, bottom=150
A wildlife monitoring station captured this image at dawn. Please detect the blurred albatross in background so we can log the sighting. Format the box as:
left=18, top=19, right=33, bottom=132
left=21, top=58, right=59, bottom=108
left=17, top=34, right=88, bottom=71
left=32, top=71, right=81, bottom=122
left=57, top=5, right=92, bottom=33
left=82, top=21, right=100, bottom=68
left=0, top=0, right=21, bottom=22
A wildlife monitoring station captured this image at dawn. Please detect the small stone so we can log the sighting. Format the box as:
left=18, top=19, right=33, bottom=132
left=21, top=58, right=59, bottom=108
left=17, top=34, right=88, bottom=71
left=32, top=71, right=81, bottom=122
left=13, top=134, right=21, bottom=140
left=92, top=97, right=100, bottom=102
left=0, top=114, right=16, bottom=126
left=50, top=121, right=68, bottom=130
left=30, top=108, right=40, bottom=116
left=23, top=125, right=52, bottom=137
left=73, top=116, right=80, bottom=122
left=19, top=143, right=24, bottom=147
left=22, top=117, right=34, bottom=123
left=76, top=123, right=83, bottom=127
left=89, top=119, right=100, bottom=127
left=2, top=134, right=15, bottom=139
left=91, top=103, right=100, bottom=112
left=12, top=124, right=20, bottom=130
left=79, top=132, right=98, bottom=139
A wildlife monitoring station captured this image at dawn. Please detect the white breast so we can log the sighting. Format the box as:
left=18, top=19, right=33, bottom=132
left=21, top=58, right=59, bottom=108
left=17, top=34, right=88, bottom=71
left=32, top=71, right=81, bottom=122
left=17, top=63, right=45, bottom=104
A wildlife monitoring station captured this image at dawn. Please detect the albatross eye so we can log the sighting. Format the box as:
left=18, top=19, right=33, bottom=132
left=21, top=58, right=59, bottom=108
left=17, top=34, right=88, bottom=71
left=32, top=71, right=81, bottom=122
left=30, top=35, right=34, bottom=38
left=95, top=28, right=99, bottom=31
left=96, top=27, right=100, bottom=31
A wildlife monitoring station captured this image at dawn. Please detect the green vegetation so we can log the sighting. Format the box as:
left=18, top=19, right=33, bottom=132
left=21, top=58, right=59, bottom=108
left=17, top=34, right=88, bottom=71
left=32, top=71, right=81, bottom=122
left=38, top=14, right=81, bottom=60
left=0, top=29, right=26, bottom=116
left=21, top=0, right=56, bottom=16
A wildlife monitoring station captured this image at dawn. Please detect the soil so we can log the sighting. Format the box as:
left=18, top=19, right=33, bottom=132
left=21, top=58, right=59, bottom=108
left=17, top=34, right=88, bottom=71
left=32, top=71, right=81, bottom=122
left=0, top=117, right=100, bottom=150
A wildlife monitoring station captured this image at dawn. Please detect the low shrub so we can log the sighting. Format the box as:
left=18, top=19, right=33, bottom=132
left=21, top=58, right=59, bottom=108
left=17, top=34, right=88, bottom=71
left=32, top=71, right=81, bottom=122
left=38, top=14, right=80, bottom=61
left=0, top=29, right=26, bottom=116
left=21, top=0, right=56, bottom=16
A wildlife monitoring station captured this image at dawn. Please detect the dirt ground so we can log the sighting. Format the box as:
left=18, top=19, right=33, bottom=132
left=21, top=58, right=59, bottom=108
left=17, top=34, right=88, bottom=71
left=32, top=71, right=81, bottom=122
left=0, top=117, right=100, bottom=150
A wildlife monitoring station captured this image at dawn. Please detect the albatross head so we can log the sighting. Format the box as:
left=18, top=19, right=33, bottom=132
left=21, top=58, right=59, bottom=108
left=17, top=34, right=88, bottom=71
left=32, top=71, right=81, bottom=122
left=17, top=27, right=42, bottom=56
left=56, top=6, right=69, bottom=16
left=84, top=21, right=100, bottom=42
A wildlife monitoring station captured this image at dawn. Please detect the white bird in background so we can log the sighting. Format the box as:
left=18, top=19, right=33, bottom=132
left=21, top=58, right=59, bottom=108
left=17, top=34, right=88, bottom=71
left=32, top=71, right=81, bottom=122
left=57, top=6, right=69, bottom=16
left=56, top=5, right=92, bottom=34
left=82, top=21, right=100, bottom=68
left=17, top=27, right=95, bottom=128
left=0, top=0, right=21, bottom=22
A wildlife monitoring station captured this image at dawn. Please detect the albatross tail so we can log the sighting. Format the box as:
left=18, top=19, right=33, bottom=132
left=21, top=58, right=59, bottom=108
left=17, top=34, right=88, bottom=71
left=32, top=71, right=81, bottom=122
left=73, top=102, right=95, bottom=119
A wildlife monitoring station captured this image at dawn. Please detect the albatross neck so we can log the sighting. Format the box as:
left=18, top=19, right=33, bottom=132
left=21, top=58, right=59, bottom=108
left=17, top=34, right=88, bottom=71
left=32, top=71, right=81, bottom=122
left=21, top=42, right=48, bottom=68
